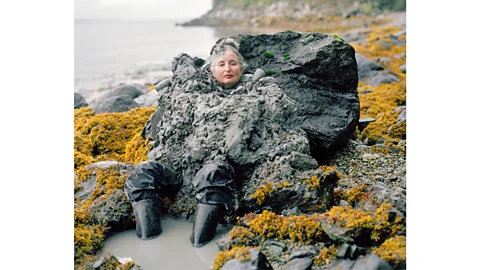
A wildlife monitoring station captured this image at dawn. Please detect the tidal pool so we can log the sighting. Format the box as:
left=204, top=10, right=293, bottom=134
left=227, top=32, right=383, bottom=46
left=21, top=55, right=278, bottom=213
left=101, top=217, right=230, bottom=270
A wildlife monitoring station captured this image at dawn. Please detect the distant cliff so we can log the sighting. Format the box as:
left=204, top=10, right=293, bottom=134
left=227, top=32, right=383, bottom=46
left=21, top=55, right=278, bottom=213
left=182, top=0, right=406, bottom=27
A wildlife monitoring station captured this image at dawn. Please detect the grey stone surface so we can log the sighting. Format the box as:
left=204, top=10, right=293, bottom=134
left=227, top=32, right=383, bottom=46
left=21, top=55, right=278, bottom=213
left=74, top=92, right=88, bottom=109
left=356, top=53, right=399, bottom=86
left=90, top=95, right=140, bottom=114
left=221, top=249, right=272, bottom=270
left=279, top=258, right=312, bottom=270
left=155, top=79, right=171, bottom=91
left=134, top=92, right=158, bottom=108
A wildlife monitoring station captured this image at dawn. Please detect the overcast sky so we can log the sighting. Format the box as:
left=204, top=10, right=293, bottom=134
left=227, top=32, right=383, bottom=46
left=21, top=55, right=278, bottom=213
left=75, top=0, right=213, bottom=20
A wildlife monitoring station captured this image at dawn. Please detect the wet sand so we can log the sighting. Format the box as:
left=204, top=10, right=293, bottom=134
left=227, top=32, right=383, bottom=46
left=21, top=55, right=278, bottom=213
left=101, top=217, right=230, bottom=270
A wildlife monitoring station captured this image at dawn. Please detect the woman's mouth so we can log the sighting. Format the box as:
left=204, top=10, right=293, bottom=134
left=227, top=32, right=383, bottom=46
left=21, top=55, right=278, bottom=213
left=224, top=75, right=233, bottom=79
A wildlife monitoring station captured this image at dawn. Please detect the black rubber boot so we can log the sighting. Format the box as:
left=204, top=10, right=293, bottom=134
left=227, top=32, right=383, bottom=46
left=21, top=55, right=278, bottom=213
left=190, top=203, right=225, bottom=247
left=132, top=199, right=162, bottom=240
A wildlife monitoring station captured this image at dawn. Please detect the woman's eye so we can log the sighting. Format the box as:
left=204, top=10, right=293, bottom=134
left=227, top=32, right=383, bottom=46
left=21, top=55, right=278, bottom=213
left=230, top=61, right=237, bottom=66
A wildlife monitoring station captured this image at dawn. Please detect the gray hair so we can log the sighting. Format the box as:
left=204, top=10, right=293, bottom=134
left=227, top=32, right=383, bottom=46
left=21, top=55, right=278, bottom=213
left=209, top=38, right=248, bottom=73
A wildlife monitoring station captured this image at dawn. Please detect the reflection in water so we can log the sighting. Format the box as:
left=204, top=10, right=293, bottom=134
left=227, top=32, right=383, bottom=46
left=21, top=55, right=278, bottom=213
left=101, top=217, right=230, bottom=270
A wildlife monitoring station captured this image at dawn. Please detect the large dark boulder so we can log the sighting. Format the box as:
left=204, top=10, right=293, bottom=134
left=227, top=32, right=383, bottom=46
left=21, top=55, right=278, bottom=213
left=234, top=31, right=359, bottom=151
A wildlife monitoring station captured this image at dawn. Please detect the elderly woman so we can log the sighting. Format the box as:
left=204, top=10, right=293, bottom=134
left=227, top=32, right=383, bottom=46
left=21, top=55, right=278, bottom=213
left=210, top=38, right=246, bottom=89
left=124, top=38, right=247, bottom=247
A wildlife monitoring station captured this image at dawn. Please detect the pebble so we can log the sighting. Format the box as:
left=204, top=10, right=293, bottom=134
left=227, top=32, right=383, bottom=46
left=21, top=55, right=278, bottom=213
left=326, top=140, right=406, bottom=190
left=361, top=153, right=380, bottom=160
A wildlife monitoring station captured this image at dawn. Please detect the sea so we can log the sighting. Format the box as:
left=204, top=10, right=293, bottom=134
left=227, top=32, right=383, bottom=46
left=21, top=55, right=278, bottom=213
left=74, top=19, right=239, bottom=104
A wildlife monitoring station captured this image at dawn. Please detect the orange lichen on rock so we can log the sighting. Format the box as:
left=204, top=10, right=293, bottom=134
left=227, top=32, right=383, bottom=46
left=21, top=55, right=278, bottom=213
left=320, top=165, right=343, bottom=179
left=250, top=181, right=275, bottom=205
left=351, top=25, right=406, bottom=82
left=373, top=235, right=406, bottom=267
left=321, top=203, right=405, bottom=242
left=334, top=184, right=369, bottom=206
left=228, top=226, right=256, bottom=246
left=360, top=110, right=403, bottom=144
left=74, top=224, right=105, bottom=265
left=358, top=82, right=406, bottom=119
left=313, top=244, right=337, bottom=266
left=211, top=246, right=259, bottom=270
left=240, top=210, right=325, bottom=244
left=74, top=106, right=155, bottom=171
left=303, top=175, right=321, bottom=191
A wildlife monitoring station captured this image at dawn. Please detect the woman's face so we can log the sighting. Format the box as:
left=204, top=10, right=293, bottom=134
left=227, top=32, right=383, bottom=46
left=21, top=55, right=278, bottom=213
left=212, top=51, right=242, bottom=89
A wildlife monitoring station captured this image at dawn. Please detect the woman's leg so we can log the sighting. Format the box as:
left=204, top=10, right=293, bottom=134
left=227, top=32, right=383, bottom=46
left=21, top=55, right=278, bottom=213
left=190, top=160, right=237, bottom=247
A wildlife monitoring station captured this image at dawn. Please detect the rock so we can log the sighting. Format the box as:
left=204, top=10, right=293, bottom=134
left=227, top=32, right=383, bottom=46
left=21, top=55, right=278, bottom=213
left=234, top=32, right=359, bottom=150
left=393, top=52, right=406, bottom=60
left=400, top=64, right=406, bottom=73
left=193, top=57, right=205, bottom=67
left=366, top=73, right=399, bottom=87
left=281, top=207, right=302, bottom=216
left=75, top=161, right=133, bottom=201
left=93, top=253, right=142, bottom=270
left=74, top=175, right=97, bottom=201
left=263, top=240, right=286, bottom=258
left=97, top=84, right=147, bottom=101
left=320, top=218, right=371, bottom=245
left=217, top=231, right=259, bottom=251
left=90, top=95, right=140, bottom=114
left=337, top=243, right=367, bottom=260
left=394, top=29, right=406, bottom=37
left=240, top=74, right=253, bottom=83
left=279, top=258, right=312, bottom=270
left=359, top=90, right=374, bottom=94
left=134, top=93, right=158, bottom=108
left=351, top=254, right=393, bottom=270
left=325, top=254, right=392, bottom=270
left=337, top=243, right=351, bottom=258
left=397, top=110, right=406, bottom=122
left=221, top=249, right=273, bottom=270
left=143, top=32, right=357, bottom=219
left=361, top=153, right=380, bottom=160
left=155, top=79, right=171, bottom=91
left=365, top=183, right=406, bottom=215
left=391, top=39, right=406, bottom=47
left=290, top=247, right=318, bottom=260
left=85, top=160, right=132, bottom=173
left=88, top=189, right=135, bottom=232
left=358, top=118, right=376, bottom=131
left=375, top=57, right=392, bottom=67
left=289, top=151, right=319, bottom=171
left=394, top=105, right=406, bottom=114
left=339, top=200, right=350, bottom=206
left=252, top=68, right=266, bottom=82
left=356, top=53, right=399, bottom=86
left=378, top=41, right=390, bottom=50
left=74, top=92, right=88, bottom=109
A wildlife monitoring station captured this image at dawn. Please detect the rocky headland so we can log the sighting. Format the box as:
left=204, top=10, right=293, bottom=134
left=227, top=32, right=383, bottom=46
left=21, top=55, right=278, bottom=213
left=74, top=1, right=406, bottom=269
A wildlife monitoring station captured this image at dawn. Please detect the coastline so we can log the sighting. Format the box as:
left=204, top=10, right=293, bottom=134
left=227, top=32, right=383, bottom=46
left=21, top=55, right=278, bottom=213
left=74, top=5, right=407, bottom=269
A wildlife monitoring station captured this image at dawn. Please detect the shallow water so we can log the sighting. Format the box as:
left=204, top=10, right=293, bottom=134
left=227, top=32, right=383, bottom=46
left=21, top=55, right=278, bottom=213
left=101, top=217, right=230, bottom=270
